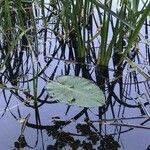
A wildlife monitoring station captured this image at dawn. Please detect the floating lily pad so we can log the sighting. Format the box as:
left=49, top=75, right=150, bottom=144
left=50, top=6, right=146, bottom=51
left=46, top=75, right=105, bottom=108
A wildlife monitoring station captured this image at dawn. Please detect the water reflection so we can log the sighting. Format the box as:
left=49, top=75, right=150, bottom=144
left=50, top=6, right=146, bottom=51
left=14, top=110, right=120, bottom=150
left=0, top=26, right=150, bottom=149
left=0, top=1, right=150, bottom=150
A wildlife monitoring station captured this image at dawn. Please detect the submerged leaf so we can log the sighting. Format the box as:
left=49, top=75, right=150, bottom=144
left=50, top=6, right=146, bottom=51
left=46, top=76, right=105, bottom=108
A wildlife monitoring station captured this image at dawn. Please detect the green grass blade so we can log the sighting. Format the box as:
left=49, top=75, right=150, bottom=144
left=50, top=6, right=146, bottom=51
left=121, top=2, right=150, bottom=61
left=125, top=57, right=150, bottom=80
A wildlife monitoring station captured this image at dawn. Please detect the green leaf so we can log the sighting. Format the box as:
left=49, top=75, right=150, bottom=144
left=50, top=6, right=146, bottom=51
left=46, top=76, right=105, bottom=108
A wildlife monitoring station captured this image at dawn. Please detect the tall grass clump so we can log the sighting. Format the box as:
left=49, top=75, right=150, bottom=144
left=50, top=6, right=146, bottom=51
left=0, top=0, right=149, bottom=84
left=43, top=0, right=150, bottom=81
left=0, top=0, right=40, bottom=102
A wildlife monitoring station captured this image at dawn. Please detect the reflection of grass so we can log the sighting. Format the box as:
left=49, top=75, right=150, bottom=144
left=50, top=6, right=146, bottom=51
left=0, top=0, right=150, bottom=75
left=0, top=0, right=149, bottom=116
left=0, top=1, right=150, bottom=149
left=0, top=1, right=149, bottom=107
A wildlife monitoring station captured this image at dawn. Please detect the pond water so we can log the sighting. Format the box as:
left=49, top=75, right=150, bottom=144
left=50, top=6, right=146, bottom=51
left=0, top=43, right=150, bottom=150
left=0, top=1, right=150, bottom=150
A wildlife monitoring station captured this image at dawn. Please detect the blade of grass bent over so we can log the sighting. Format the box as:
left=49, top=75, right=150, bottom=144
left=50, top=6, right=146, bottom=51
left=120, top=2, right=150, bottom=62
left=125, top=57, right=150, bottom=80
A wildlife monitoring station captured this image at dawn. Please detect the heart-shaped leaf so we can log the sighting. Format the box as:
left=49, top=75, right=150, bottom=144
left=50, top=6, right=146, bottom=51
left=46, top=75, right=105, bottom=108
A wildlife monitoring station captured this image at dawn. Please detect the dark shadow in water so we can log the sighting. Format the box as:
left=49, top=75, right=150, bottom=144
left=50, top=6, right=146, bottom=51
left=25, top=113, right=120, bottom=150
